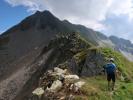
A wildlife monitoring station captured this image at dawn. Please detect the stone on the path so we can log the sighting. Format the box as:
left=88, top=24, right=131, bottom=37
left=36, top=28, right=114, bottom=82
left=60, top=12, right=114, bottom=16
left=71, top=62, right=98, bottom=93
left=32, top=87, right=44, bottom=99
left=53, top=67, right=67, bottom=75
left=64, top=75, right=79, bottom=82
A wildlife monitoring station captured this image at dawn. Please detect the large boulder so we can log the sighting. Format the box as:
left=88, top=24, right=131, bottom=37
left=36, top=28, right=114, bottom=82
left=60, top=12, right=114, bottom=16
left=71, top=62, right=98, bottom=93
left=68, top=48, right=105, bottom=76
left=46, top=80, right=62, bottom=92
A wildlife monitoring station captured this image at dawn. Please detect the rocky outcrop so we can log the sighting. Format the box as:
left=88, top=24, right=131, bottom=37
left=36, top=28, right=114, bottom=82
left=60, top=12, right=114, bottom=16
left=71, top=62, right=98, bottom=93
left=26, top=47, right=105, bottom=100
left=67, top=48, right=105, bottom=76
left=29, top=67, right=85, bottom=100
left=8, top=32, right=90, bottom=100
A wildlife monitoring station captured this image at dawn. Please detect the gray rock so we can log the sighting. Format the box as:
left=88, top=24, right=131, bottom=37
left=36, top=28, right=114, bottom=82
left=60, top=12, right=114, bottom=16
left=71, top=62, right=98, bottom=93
left=46, top=80, right=62, bottom=92
left=64, top=75, right=79, bottom=82
left=53, top=67, right=67, bottom=75
left=32, top=87, right=44, bottom=99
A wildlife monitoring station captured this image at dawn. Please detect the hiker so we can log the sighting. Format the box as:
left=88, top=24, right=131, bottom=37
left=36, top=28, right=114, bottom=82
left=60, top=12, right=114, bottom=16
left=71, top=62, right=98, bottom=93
left=105, top=58, right=117, bottom=91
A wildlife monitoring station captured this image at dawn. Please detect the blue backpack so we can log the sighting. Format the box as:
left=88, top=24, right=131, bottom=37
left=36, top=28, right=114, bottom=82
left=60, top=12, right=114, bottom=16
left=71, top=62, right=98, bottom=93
left=105, top=63, right=116, bottom=74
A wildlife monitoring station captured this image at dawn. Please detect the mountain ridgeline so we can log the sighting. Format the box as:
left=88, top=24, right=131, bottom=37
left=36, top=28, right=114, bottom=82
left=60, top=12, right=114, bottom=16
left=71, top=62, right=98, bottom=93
left=0, top=10, right=133, bottom=100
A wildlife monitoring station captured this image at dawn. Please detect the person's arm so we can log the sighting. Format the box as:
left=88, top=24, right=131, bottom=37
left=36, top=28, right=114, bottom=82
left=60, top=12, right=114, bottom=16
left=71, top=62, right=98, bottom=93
left=114, top=64, right=118, bottom=79
left=103, top=65, right=107, bottom=79
left=103, top=65, right=106, bottom=75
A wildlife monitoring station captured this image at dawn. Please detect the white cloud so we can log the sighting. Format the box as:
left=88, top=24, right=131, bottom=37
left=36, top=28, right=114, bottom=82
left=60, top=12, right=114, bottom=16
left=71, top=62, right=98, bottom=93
left=5, top=0, right=41, bottom=11
left=4, top=0, right=133, bottom=41
left=4, top=0, right=111, bottom=30
left=5, top=0, right=133, bottom=29
left=108, top=0, right=133, bottom=20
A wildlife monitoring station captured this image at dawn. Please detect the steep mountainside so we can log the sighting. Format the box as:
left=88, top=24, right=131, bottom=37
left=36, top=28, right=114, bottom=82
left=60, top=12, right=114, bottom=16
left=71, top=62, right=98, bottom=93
left=0, top=10, right=112, bottom=83
left=15, top=32, right=133, bottom=100
left=0, top=10, right=109, bottom=100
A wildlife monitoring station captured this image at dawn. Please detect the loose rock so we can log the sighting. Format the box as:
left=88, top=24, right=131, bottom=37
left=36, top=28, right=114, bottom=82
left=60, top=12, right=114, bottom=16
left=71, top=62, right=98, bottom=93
left=65, top=75, right=79, bottom=82
left=32, top=87, right=44, bottom=99
left=53, top=67, right=67, bottom=75
left=46, top=80, right=62, bottom=92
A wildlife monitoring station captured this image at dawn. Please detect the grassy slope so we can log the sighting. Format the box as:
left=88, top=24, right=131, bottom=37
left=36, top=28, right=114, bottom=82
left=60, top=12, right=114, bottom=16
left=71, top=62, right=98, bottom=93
left=77, top=76, right=133, bottom=100
left=75, top=48, right=133, bottom=100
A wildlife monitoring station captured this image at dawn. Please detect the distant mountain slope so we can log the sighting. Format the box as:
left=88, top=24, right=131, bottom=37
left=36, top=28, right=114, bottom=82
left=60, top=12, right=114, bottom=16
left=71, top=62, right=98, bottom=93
left=109, top=36, right=133, bottom=61
left=109, top=36, right=133, bottom=51
left=62, top=20, right=114, bottom=47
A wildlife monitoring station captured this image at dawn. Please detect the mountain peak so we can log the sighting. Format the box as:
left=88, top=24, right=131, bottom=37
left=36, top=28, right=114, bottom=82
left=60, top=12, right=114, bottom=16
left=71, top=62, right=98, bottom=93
left=42, top=10, right=52, bottom=14
left=16, top=10, right=60, bottom=31
left=34, top=10, right=54, bottom=17
left=35, top=10, right=41, bottom=14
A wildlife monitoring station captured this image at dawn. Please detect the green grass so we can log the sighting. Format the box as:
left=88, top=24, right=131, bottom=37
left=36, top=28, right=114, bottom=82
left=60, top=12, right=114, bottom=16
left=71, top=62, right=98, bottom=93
left=77, top=76, right=133, bottom=100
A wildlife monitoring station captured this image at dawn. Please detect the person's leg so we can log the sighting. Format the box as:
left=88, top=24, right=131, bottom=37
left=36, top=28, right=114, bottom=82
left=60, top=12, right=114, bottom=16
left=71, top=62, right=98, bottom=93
left=108, top=81, right=111, bottom=91
left=107, top=74, right=111, bottom=91
left=112, top=81, right=115, bottom=90
left=112, top=73, right=116, bottom=91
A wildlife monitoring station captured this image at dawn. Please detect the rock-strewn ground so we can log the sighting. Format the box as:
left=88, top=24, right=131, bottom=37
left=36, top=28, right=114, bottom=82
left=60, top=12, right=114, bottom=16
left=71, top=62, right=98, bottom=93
left=29, top=67, right=85, bottom=100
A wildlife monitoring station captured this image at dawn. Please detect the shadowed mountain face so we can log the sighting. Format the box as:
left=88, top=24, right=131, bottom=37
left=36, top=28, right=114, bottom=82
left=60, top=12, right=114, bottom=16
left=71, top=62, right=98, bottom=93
left=0, top=11, right=70, bottom=100
left=1, top=10, right=133, bottom=100
left=0, top=11, right=59, bottom=81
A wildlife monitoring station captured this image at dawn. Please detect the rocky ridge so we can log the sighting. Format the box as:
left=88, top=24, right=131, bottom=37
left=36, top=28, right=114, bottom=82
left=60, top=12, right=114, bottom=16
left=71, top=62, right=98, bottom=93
left=30, top=67, right=85, bottom=100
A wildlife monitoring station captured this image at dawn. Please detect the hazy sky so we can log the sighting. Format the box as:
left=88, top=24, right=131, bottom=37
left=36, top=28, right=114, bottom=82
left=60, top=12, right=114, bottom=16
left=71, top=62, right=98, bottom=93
left=1, top=0, right=133, bottom=42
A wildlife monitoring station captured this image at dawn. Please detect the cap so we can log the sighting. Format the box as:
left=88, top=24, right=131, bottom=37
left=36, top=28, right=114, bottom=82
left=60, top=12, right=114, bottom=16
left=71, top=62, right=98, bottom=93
left=110, top=58, right=114, bottom=62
